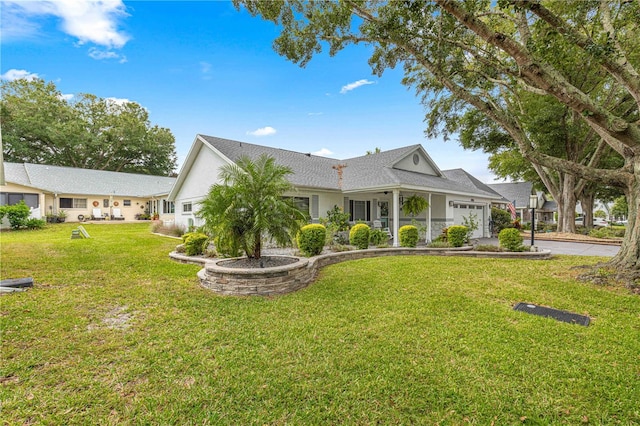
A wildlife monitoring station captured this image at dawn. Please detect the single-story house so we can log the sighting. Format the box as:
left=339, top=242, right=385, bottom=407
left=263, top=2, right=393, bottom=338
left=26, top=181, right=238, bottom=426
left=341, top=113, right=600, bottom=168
left=488, top=182, right=557, bottom=223
left=168, top=135, right=504, bottom=246
left=1, top=162, right=176, bottom=225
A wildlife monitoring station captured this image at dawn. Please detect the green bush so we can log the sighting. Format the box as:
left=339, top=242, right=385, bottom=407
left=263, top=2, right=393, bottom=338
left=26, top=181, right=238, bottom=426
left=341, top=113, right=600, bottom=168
left=297, top=224, right=326, bottom=256
left=184, top=233, right=209, bottom=256
left=498, top=228, right=525, bottom=252
left=447, top=225, right=468, bottom=247
left=1, top=201, right=31, bottom=229
left=369, top=229, right=388, bottom=246
left=213, top=234, right=243, bottom=258
left=491, top=207, right=513, bottom=235
left=24, top=218, right=46, bottom=230
left=399, top=225, right=419, bottom=248
left=349, top=223, right=370, bottom=250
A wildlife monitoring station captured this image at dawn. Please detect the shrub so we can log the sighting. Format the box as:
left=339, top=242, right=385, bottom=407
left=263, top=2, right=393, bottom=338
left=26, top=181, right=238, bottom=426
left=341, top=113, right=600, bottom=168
left=325, top=205, right=350, bottom=231
left=462, top=212, right=479, bottom=242
left=349, top=223, right=370, bottom=249
left=498, top=228, right=525, bottom=252
left=297, top=224, right=326, bottom=256
left=369, top=229, right=388, bottom=246
left=24, top=218, right=46, bottom=230
left=447, top=225, right=468, bottom=247
left=491, top=207, right=513, bottom=235
left=214, top=234, right=242, bottom=258
left=399, top=225, right=419, bottom=248
left=1, top=201, right=31, bottom=229
left=152, top=222, right=186, bottom=237
left=184, top=233, right=209, bottom=256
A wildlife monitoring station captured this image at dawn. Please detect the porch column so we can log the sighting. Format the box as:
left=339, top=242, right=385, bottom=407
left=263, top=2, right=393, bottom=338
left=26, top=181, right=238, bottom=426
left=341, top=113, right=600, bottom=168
left=392, top=189, right=400, bottom=247
left=427, top=193, right=432, bottom=243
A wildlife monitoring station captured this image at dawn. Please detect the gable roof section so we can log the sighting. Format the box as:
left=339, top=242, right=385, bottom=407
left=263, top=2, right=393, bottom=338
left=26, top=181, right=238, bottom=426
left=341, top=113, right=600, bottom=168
left=3, top=162, right=176, bottom=197
left=171, top=134, right=504, bottom=200
left=442, top=169, right=505, bottom=200
left=487, top=182, right=533, bottom=208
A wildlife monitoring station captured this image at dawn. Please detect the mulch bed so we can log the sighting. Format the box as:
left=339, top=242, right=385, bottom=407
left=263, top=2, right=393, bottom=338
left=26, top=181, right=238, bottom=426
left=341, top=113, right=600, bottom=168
left=218, top=256, right=298, bottom=269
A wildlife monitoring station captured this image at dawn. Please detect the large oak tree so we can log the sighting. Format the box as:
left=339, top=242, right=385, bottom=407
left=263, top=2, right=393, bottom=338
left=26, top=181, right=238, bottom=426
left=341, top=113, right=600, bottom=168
left=1, top=78, right=177, bottom=176
left=234, top=0, right=640, bottom=283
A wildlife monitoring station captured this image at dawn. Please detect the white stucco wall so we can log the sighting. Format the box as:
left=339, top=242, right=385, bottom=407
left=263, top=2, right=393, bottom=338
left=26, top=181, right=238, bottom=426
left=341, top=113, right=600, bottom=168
left=172, top=144, right=229, bottom=229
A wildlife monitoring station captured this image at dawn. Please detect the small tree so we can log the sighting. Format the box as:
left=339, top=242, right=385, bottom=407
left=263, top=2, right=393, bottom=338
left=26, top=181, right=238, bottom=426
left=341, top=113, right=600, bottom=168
left=462, top=212, right=479, bottom=242
left=198, top=154, right=308, bottom=259
left=491, top=207, right=513, bottom=236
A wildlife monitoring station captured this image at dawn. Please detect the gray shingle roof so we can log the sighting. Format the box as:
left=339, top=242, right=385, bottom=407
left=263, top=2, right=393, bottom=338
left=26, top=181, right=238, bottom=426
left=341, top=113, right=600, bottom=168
left=3, top=162, right=176, bottom=197
left=487, top=182, right=533, bottom=208
left=199, top=135, right=502, bottom=199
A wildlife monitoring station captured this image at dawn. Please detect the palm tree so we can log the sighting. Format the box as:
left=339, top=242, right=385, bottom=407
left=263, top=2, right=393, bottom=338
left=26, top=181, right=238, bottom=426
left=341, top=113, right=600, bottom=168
left=197, top=154, right=308, bottom=259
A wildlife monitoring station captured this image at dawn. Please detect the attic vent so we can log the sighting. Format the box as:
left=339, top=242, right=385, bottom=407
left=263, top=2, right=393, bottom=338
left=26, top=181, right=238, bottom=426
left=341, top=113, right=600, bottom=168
left=413, top=154, right=420, bottom=165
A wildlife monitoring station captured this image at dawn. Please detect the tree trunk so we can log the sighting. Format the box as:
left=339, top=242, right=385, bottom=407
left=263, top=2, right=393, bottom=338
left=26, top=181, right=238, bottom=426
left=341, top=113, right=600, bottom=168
left=608, top=160, right=640, bottom=279
left=580, top=193, right=595, bottom=229
left=558, top=174, right=577, bottom=233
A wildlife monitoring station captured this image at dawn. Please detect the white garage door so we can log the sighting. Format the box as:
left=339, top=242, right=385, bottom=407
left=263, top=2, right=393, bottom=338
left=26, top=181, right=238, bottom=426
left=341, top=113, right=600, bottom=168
left=453, top=204, right=484, bottom=238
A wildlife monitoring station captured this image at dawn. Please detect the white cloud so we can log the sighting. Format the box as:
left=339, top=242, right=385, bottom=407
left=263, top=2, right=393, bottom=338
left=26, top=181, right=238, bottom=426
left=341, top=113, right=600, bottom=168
left=59, top=93, right=75, bottom=101
left=246, top=126, right=277, bottom=137
left=307, top=112, right=323, bottom=116
left=3, top=0, right=129, bottom=59
left=0, top=69, right=39, bottom=81
left=88, top=47, right=127, bottom=62
left=311, top=148, right=333, bottom=157
left=340, top=79, right=375, bottom=94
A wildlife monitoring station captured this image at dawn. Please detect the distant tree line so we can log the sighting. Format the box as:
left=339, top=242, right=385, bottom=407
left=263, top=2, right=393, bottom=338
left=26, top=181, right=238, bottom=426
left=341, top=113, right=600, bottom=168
left=1, top=78, right=177, bottom=176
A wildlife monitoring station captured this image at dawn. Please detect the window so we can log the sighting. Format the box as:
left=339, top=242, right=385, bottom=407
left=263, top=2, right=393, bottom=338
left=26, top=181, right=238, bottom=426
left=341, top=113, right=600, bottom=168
left=292, top=197, right=309, bottom=215
left=1, top=192, right=39, bottom=208
left=123, top=199, right=131, bottom=206
left=59, top=198, right=87, bottom=209
left=182, top=202, right=192, bottom=213
left=349, top=200, right=371, bottom=222
left=163, top=200, right=175, bottom=214
left=103, top=199, right=109, bottom=208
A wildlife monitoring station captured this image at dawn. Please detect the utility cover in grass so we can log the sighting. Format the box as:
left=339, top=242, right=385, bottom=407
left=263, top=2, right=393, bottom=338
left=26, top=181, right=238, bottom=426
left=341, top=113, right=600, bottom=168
left=513, top=303, right=590, bottom=326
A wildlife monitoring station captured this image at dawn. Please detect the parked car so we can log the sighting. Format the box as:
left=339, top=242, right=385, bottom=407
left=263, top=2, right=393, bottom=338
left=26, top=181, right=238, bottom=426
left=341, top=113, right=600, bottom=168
left=575, top=217, right=608, bottom=227
left=593, top=218, right=609, bottom=227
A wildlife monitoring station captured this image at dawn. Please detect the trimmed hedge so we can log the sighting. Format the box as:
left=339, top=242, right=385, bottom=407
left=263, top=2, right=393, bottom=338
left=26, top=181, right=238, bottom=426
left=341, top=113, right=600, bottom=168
left=498, top=228, right=525, bottom=252
left=349, top=223, right=370, bottom=250
left=399, top=225, right=419, bottom=248
left=184, top=232, right=209, bottom=256
left=447, top=225, right=468, bottom=247
left=297, top=224, right=327, bottom=256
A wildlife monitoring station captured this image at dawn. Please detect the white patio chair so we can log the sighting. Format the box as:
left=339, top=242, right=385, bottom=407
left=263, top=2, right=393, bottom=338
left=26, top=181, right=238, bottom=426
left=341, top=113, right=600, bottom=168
left=91, top=208, right=104, bottom=220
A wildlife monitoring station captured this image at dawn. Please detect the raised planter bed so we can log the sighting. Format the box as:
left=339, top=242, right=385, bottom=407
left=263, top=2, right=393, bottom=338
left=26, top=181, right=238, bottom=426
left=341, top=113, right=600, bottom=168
left=170, top=245, right=550, bottom=297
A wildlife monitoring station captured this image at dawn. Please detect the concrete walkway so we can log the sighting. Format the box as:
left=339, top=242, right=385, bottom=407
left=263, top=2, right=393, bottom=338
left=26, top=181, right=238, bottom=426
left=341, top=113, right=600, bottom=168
left=476, top=238, right=620, bottom=257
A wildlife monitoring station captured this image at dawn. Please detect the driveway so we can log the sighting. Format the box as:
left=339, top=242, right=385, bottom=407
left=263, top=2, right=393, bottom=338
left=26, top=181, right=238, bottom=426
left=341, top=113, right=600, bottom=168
left=476, top=238, right=620, bottom=257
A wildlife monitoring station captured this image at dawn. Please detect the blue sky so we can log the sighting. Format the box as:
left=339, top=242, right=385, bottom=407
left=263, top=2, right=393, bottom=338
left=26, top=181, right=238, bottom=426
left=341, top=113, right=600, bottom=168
left=1, top=0, right=497, bottom=182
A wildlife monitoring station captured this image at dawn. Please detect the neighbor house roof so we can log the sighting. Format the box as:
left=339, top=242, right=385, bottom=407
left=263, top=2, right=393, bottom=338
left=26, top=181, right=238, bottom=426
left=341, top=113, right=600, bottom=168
left=487, top=182, right=533, bottom=209
left=169, top=135, right=503, bottom=201
left=2, top=162, right=176, bottom=197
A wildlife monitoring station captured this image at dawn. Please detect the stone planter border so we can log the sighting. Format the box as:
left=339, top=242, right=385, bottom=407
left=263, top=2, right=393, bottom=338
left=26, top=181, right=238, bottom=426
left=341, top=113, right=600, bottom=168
left=170, top=245, right=551, bottom=297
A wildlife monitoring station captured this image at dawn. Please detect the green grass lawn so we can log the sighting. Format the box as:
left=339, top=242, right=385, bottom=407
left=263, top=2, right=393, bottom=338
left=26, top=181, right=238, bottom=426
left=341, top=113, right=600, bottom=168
left=1, top=223, right=639, bottom=424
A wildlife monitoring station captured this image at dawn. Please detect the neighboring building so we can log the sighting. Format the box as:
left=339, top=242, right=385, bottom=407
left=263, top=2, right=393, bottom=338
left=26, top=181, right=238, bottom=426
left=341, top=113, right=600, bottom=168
left=488, top=182, right=557, bottom=223
left=168, top=135, right=504, bottom=245
left=1, top=162, right=176, bottom=225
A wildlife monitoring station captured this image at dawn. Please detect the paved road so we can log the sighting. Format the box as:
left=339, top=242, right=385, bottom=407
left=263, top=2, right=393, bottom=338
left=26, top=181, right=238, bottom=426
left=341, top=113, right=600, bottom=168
left=476, top=238, right=620, bottom=257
